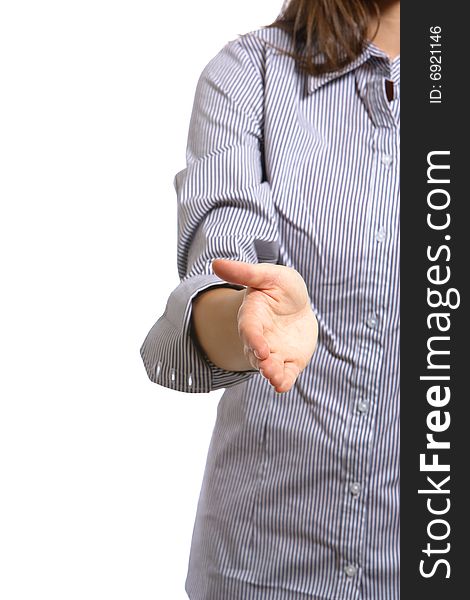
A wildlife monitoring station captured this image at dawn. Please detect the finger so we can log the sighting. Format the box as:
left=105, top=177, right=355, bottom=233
left=275, top=363, right=300, bottom=393
left=259, top=359, right=285, bottom=388
left=274, top=375, right=294, bottom=394
left=247, top=332, right=270, bottom=361
left=238, top=316, right=270, bottom=361
left=264, top=362, right=297, bottom=393
left=257, top=355, right=278, bottom=380
left=212, top=258, right=278, bottom=290
left=269, top=369, right=286, bottom=390
left=270, top=369, right=292, bottom=393
left=243, top=345, right=260, bottom=371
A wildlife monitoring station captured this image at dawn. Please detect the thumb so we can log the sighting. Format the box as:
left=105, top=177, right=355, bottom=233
left=212, top=258, right=278, bottom=290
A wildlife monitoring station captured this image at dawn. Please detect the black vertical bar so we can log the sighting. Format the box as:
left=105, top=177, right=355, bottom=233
left=402, top=3, right=467, bottom=596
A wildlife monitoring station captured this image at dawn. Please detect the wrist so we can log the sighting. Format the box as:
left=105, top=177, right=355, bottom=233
left=192, top=287, right=253, bottom=372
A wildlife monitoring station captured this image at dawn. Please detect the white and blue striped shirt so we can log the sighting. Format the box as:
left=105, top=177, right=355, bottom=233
left=140, top=25, right=400, bottom=600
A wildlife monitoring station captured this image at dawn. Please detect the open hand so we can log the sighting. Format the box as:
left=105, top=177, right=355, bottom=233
left=212, top=258, right=318, bottom=393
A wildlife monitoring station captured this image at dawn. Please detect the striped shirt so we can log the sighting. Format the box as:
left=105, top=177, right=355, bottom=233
left=140, top=25, right=400, bottom=600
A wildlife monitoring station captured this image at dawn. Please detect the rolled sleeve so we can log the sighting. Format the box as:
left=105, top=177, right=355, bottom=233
left=140, top=273, right=257, bottom=394
left=139, top=33, right=279, bottom=393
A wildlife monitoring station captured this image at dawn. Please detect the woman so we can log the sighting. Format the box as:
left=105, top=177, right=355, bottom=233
left=140, top=1, right=400, bottom=598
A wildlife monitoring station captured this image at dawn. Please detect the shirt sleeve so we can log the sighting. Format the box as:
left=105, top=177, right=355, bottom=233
left=139, top=33, right=280, bottom=394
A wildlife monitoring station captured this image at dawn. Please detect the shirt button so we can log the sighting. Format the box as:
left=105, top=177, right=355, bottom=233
left=381, top=154, right=393, bottom=167
left=375, top=226, right=386, bottom=242
left=366, top=314, right=379, bottom=329
left=344, top=564, right=357, bottom=577
left=357, top=399, right=370, bottom=414
left=350, top=482, right=361, bottom=497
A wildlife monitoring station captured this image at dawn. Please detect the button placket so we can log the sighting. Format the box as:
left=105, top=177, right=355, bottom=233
left=334, top=60, right=397, bottom=594
left=339, top=144, right=386, bottom=589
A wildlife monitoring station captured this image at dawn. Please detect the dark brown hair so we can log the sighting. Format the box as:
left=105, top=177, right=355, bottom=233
left=264, top=0, right=381, bottom=76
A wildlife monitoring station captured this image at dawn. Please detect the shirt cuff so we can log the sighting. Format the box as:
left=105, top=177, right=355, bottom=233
left=139, top=273, right=259, bottom=393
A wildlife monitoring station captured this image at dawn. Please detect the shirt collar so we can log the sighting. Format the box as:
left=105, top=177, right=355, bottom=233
left=306, top=40, right=397, bottom=95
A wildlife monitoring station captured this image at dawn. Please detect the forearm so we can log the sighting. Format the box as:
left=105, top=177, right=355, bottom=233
left=191, top=287, right=253, bottom=371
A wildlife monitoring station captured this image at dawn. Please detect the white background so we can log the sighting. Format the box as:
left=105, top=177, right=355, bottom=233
left=0, top=2, right=280, bottom=598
